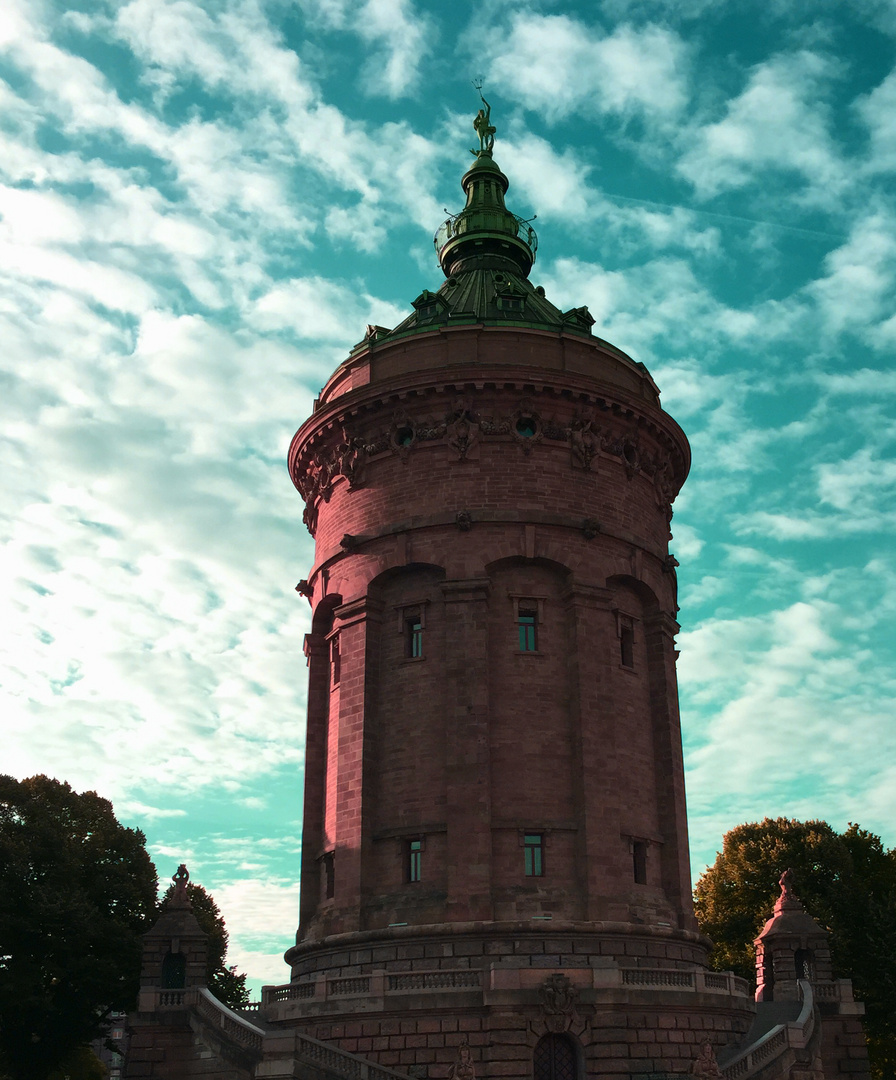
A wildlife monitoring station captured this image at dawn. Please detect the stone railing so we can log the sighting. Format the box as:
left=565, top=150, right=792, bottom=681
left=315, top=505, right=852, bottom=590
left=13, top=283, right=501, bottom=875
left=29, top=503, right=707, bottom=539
left=157, top=989, right=187, bottom=1006
left=622, top=969, right=694, bottom=988
left=269, top=982, right=317, bottom=1002
left=616, top=968, right=747, bottom=997
left=812, top=979, right=854, bottom=1003
left=265, top=965, right=751, bottom=1008
left=387, top=970, right=481, bottom=992
left=292, top=1028, right=411, bottom=1080
left=138, top=987, right=265, bottom=1061
left=195, top=988, right=265, bottom=1052
left=265, top=968, right=484, bottom=1006
left=722, top=980, right=815, bottom=1080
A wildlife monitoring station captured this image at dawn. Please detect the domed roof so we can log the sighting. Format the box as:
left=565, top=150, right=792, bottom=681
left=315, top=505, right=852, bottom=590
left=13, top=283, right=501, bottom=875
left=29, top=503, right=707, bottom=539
left=359, top=99, right=600, bottom=349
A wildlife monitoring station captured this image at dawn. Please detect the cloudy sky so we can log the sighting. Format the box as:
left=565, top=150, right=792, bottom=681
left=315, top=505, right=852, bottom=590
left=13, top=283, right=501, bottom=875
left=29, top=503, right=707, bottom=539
left=3, top=0, right=895, bottom=993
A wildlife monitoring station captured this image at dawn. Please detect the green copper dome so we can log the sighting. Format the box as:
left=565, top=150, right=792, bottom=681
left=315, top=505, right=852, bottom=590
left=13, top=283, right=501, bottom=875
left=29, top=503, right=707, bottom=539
left=434, top=150, right=538, bottom=280
left=350, top=99, right=598, bottom=354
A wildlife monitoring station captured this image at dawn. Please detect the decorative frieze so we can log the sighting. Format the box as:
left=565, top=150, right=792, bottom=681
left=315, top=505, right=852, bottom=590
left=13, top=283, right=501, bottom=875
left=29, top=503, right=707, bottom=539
left=291, top=387, right=685, bottom=536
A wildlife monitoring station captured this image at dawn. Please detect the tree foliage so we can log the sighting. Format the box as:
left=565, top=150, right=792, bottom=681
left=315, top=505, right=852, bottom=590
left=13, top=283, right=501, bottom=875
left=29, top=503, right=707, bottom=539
left=0, top=775, right=158, bottom=1080
left=0, top=775, right=251, bottom=1078
left=158, top=880, right=249, bottom=1010
left=694, top=817, right=896, bottom=1079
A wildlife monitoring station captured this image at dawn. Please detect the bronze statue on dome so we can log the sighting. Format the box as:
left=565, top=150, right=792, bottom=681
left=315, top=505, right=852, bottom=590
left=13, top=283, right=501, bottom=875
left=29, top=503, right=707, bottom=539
left=472, top=80, right=496, bottom=154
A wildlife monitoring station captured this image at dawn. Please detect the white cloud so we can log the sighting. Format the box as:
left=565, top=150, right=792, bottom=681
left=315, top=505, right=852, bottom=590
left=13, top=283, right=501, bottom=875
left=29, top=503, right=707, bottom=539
left=806, top=210, right=896, bottom=341
left=816, top=449, right=896, bottom=513
left=484, top=15, right=690, bottom=123
left=680, top=595, right=895, bottom=859
left=857, top=65, right=896, bottom=174
left=251, top=277, right=408, bottom=341
left=354, top=0, right=432, bottom=99
left=294, top=0, right=432, bottom=98
left=202, top=876, right=298, bottom=990
left=678, top=50, right=846, bottom=201
left=670, top=522, right=703, bottom=560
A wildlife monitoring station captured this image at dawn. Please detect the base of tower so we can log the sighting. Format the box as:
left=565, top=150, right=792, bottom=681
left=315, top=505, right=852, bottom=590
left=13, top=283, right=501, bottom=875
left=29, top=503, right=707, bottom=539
left=266, top=921, right=754, bottom=1078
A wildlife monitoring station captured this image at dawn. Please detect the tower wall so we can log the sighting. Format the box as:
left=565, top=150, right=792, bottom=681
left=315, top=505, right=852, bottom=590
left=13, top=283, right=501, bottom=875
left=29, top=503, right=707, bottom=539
left=289, top=324, right=695, bottom=950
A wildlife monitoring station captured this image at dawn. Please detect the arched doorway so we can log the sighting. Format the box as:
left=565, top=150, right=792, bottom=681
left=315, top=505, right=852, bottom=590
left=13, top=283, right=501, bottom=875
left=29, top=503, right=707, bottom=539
left=534, top=1033, right=578, bottom=1080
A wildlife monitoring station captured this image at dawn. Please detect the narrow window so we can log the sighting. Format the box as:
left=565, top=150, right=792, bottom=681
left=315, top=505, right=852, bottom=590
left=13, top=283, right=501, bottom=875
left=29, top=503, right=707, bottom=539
left=322, top=851, right=335, bottom=899
left=795, top=948, right=814, bottom=980
left=406, top=616, right=423, bottom=659
left=407, top=837, right=423, bottom=882
left=161, top=952, right=186, bottom=989
left=518, top=603, right=538, bottom=652
left=524, top=833, right=544, bottom=877
left=632, top=840, right=647, bottom=884
left=620, top=624, right=634, bottom=668
left=330, top=635, right=341, bottom=685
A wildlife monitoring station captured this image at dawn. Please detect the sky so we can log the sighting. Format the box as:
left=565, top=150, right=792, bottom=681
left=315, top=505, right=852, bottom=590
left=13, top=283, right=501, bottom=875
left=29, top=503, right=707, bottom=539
left=2, top=0, right=895, bottom=995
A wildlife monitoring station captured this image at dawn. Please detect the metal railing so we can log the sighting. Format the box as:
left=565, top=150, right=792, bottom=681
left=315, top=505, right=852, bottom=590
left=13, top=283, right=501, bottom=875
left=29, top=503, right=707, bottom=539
left=433, top=213, right=538, bottom=259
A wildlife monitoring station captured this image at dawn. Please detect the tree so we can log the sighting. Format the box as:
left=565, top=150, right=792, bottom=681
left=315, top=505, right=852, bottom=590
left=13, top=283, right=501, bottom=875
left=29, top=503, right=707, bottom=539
left=158, top=880, right=249, bottom=1010
left=0, top=775, right=158, bottom=1080
left=695, top=818, right=896, bottom=1079
left=47, top=1045, right=108, bottom=1080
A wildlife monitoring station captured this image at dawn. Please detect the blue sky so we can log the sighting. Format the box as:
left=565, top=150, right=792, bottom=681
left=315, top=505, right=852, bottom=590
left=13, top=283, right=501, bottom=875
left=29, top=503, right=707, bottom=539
left=2, top=0, right=895, bottom=994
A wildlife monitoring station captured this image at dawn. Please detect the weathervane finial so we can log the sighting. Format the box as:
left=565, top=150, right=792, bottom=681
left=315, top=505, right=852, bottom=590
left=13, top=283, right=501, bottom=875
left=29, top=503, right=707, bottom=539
left=471, top=78, right=496, bottom=156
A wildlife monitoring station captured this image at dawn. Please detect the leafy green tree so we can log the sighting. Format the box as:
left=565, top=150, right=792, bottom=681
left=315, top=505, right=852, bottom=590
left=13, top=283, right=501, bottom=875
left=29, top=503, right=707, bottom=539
left=0, top=775, right=158, bottom=1080
left=158, top=880, right=249, bottom=1010
left=695, top=817, right=896, bottom=1079
left=47, top=1045, right=108, bottom=1080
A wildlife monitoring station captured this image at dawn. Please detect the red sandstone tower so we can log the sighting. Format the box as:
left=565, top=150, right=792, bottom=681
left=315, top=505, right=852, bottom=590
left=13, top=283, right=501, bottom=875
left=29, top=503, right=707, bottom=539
left=278, top=109, right=755, bottom=1076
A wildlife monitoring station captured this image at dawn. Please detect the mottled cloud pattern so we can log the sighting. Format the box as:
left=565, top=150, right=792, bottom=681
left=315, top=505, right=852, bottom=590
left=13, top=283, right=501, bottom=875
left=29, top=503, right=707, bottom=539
left=2, top=0, right=895, bottom=990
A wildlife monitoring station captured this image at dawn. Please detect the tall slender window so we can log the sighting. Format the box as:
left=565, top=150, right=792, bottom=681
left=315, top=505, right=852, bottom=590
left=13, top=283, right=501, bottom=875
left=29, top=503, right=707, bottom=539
left=632, top=840, right=647, bottom=884
left=407, top=837, right=423, bottom=882
left=406, top=616, right=423, bottom=659
left=330, top=634, right=341, bottom=685
left=322, top=851, right=335, bottom=899
left=621, top=626, right=634, bottom=665
left=518, top=603, right=538, bottom=652
left=524, top=833, right=544, bottom=876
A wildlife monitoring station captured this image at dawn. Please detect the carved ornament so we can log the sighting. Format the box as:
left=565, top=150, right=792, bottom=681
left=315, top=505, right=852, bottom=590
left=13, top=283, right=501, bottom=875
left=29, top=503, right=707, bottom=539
left=539, top=972, right=578, bottom=1033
